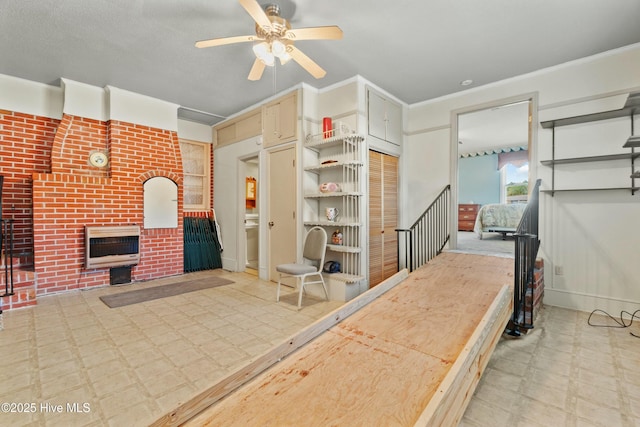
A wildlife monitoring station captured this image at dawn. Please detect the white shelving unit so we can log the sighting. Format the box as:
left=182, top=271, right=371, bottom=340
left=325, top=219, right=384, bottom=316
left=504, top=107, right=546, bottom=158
left=303, top=130, right=365, bottom=293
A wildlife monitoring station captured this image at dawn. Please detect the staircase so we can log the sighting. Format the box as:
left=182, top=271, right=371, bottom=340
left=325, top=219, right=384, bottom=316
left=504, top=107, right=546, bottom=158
left=1, top=219, right=37, bottom=312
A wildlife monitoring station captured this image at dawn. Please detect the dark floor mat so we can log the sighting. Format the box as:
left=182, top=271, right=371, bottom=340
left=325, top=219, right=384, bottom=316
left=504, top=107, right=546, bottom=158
left=99, top=277, right=234, bottom=308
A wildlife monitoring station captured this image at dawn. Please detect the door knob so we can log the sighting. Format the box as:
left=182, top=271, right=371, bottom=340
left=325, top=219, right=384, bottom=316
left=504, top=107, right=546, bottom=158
left=268, top=221, right=274, bottom=227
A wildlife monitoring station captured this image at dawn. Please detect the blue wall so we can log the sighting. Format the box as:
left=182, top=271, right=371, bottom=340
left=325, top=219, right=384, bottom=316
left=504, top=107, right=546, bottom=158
left=458, top=154, right=500, bottom=205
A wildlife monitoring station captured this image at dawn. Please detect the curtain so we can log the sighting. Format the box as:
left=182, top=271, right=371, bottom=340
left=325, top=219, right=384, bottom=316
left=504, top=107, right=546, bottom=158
left=498, top=150, right=528, bottom=170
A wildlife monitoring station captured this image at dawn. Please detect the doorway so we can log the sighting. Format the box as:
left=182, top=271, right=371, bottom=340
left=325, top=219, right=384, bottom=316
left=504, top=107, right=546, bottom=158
left=454, top=97, right=534, bottom=255
left=267, top=145, right=297, bottom=282
left=243, top=156, right=259, bottom=275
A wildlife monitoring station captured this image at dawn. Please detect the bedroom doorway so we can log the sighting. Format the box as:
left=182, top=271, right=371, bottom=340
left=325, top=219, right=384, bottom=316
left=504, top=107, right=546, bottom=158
left=454, top=97, right=534, bottom=255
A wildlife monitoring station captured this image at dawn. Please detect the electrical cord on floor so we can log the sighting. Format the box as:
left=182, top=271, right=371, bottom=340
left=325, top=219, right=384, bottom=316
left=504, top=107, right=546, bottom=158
left=588, top=309, right=640, bottom=339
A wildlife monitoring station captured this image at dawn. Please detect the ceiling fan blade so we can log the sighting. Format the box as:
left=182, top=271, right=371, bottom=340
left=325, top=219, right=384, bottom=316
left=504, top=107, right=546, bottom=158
left=195, top=35, right=261, bottom=48
left=248, top=58, right=266, bottom=81
left=239, top=0, right=272, bottom=29
left=287, top=45, right=326, bottom=79
left=284, top=26, right=343, bottom=41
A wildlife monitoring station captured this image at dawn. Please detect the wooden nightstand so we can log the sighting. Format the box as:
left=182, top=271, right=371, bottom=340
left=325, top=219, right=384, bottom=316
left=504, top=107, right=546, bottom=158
left=458, top=204, right=480, bottom=231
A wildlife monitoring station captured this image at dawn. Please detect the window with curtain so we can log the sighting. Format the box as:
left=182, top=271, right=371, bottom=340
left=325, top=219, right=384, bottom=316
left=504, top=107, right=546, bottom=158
left=499, top=150, right=529, bottom=203
left=180, top=139, right=211, bottom=211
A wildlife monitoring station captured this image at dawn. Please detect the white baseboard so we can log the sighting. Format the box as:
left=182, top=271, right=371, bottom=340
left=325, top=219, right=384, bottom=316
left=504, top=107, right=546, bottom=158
left=544, top=288, right=640, bottom=315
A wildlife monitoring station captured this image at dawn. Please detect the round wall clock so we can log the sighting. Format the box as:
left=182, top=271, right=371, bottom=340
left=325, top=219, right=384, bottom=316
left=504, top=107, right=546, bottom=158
left=89, top=151, right=108, bottom=168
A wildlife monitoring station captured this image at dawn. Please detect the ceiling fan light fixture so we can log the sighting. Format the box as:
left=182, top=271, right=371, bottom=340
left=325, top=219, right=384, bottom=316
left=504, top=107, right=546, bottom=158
left=253, top=42, right=275, bottom=66
left=278, top=52, right=292, bottom=65
left=271, top=39, right=286, bottom=56
left=196, top=0, right=343, bottom=80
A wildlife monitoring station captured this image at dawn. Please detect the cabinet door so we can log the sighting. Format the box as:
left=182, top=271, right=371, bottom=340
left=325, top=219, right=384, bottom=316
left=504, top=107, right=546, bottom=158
left=277, top=92, right=297, bottom=141
left=382, top=155, right=399, bottom=279
left=263, top=92, right=297, bottom=147
left=367, top=89, right=402, bottom=146
left=216, top=122, right=236, bottom=146
left=214, top=108, right=261, bottom=147
left=236, top=110, right=262, bottom=142
left=368, top=150, right=399, bottom=287
left=369, top=151, right=384, bottom=286
left=367, top=90, right=387, bottom=142
left=385, top=99, right=402, bottom=146
left=263, top=102, right=279, bottom=146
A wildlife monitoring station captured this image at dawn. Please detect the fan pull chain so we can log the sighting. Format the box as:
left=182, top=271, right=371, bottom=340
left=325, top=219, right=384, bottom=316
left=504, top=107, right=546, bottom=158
left=272, top=62, right=277, bottom=95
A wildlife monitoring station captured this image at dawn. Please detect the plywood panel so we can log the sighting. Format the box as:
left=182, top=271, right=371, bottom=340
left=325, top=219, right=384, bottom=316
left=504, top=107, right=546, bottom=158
left=177, top=253, right=514, bottom=427
left=193, top=329, right=447, bottom=427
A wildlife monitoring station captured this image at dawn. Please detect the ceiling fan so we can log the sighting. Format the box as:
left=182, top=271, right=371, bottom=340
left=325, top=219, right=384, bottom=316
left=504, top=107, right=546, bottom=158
left=195, top=0, right=343, bottom=81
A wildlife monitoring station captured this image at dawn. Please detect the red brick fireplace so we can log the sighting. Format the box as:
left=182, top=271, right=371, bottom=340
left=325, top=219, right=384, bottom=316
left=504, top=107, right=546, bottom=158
left=1, top=95, right=191, bottom=309
left=31, top=115, right=184, bottom=294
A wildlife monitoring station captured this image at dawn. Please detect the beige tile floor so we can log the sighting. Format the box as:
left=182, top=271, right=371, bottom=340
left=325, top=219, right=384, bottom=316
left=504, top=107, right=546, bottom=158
left=0, top=270, right=343, bottom=427
left=461, top=305, right=640, bottom=427
left=1, top=268, right=638, bottom=426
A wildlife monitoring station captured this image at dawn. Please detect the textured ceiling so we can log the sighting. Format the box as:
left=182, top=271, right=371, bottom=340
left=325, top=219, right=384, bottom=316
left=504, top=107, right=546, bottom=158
left=2, top=0, right=640, bottom=125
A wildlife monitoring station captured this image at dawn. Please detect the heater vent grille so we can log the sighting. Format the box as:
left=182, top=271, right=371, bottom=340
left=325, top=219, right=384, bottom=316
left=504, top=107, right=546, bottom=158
left=85, top=225, right=140, bottom=269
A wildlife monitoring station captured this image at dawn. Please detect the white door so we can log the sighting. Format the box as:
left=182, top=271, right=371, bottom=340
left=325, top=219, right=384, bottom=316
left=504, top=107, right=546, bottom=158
left=268, top=146, right=297, bottom=281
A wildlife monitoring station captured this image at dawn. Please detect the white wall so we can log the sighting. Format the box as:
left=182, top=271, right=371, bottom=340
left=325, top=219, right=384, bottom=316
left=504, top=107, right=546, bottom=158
left=0, top=75, right=215, bottom=141
left=405, top=43, right=640, bottom=314
left=178, top=119, right=213, bottom=143
left=0, top=74, right=63, bottom=119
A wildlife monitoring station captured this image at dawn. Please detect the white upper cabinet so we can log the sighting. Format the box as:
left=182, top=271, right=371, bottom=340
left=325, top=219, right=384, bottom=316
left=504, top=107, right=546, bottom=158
left=263, top=91, right=298, bottom=147
left=367, top=88, right=402, bottom=147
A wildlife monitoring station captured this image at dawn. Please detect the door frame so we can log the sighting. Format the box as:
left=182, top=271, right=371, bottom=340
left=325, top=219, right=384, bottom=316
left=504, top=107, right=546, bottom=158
left=449, top=92, right=539, bottom=250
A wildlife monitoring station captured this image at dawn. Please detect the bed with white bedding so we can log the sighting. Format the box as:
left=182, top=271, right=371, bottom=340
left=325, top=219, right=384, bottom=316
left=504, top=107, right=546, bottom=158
left=473, top=203, right=526, bottom=239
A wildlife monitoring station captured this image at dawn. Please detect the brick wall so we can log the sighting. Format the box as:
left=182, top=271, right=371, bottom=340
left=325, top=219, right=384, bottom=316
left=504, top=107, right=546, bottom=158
left=0, top=110, right=59, bottom=255
left=524, top=258, right=544, bottom=326
left=31, top=114, right=185, bottom=295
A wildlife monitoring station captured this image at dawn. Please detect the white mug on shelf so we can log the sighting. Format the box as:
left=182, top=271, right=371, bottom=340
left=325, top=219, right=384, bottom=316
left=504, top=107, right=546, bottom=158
left=325, top=207, right=340, bottom=222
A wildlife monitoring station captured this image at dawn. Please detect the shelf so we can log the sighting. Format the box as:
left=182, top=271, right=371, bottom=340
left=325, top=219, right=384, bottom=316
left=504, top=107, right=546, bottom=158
left=304, top=221, right=361, bottom=227
left=304, top=192, right=363, bottom=198
left=323, top=272, right=364, bottom=283
left=541, top=187, right=639, bottom=194
left=326, top=244, right=361, bottom=253
left=540, top=152, right=640, bottom=166
left=540, top=92, right=639, bottom=196
left=540, top=92, right=640, bottom=129
left=623, top=135, right=640, bottom=148
left=305, top=133, right=364, bottom=150
left=304, top=125, right=364, bottom=289
left=304, top=160, right=363, bottom=173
